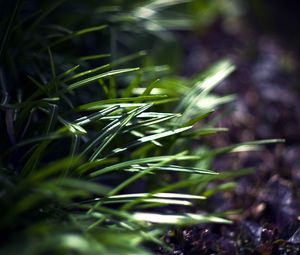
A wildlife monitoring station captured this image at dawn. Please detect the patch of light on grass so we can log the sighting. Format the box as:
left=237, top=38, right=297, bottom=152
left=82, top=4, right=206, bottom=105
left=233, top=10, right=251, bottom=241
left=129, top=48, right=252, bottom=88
left=135, top=7, right=156, bottom=19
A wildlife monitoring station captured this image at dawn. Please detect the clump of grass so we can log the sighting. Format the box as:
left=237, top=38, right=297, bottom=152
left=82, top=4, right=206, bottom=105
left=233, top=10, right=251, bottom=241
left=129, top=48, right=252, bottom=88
left=0, top=1, right=283, bottom=254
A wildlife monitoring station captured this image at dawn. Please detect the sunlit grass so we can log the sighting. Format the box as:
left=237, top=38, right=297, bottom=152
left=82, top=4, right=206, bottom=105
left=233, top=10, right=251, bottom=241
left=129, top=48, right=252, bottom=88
left=0, top=1, right=283, bottom=254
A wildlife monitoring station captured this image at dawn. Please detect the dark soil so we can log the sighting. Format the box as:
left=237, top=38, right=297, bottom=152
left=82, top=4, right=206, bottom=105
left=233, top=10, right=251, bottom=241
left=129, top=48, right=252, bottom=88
left=156, top=19, right=300, bottom=255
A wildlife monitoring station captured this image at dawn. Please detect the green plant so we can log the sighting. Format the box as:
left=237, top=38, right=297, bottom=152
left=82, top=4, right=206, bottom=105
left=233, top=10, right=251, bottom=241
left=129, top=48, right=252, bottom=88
left=0, top=1, right=282, bottom=254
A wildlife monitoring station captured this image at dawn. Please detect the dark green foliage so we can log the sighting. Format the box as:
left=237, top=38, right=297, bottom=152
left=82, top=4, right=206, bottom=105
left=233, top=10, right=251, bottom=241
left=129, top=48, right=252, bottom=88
left=0, top=1, right=282, bottom=254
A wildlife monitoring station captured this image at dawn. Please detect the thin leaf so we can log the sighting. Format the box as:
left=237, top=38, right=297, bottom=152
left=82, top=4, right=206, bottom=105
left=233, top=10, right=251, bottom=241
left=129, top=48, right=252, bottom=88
left=107, top=151, right=188, bottom=196
left=77, top=95, right=167, bottom=111
left=47, top=25, right=107, bottom=49
left=87, top=154, right=199, bottom=177
left=89, top=105, right=151, bottom=161
left=105, top=126, right=192, bottom=159
left=132, top=212, right=231, bottom=225
left=67, top=68, right=140, bottom=90
left=125, top=164, right=217, bottom=175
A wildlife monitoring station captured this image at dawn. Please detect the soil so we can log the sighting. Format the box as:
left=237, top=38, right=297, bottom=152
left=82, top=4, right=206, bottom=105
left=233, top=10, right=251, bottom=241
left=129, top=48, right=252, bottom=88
left=155, top=19, right=300, bottom=255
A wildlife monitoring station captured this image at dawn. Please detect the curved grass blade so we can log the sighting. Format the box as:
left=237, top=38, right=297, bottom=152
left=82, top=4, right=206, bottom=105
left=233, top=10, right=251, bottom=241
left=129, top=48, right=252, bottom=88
left=77, top=95, right=167, bottom=111
left=67, top=68, right=140, bottom=91
left=83, top=154, right=198, bottom=176
left=62, top=64, right=110, bottom=83
left=125, top=164, right=217, bottom=175
left=106, top=126, right=192, bottom=159
left=28, top=157, right=82, bottom=182
left=80, top=53, right=111, bottom=62
left=203, top=139, right=285, bottom=159
left=46, top=25, right=107, bottom=49
left=80, top=104, right=151, bottom=160
left=75, top=105, right=120, bottom=126
left=89, top=104, right=151, bottom=161
left=107, top=151, right=188, bottom=196
left=132, top=212, right=231, bottom=225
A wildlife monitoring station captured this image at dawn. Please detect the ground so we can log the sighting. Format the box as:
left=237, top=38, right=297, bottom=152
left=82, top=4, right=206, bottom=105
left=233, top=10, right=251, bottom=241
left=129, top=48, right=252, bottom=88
left=156, top=19, right=300, bottom=255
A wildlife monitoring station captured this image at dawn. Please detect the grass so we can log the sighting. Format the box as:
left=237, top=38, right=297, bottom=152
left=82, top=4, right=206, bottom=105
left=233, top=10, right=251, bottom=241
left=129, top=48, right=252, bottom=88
left=0, top=1, right=283, bottom=254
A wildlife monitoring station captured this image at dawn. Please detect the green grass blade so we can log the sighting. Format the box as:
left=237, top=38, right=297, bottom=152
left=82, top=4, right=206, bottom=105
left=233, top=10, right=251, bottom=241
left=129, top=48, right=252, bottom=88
left=77, top=95, right=167, bottom=111
left=89, top=105, right=151, bottom=161
left=47, top=25, right=107, bottom=49
left=105, top=126, right=192, bottom=159
left=132, top=212, right=231, bottom=225
left=67, top=68, right=140, bottom=90
left=62, top=64, right=110, bottom=83
left=85, top=154, right=198, bottom=177
left=125, top=164, right=217, bottom=175
left=79, top=53, right=111, bottom=61
left=107, top=151, right=188, bottom=196
left=75, top=105, right=120, bottom=126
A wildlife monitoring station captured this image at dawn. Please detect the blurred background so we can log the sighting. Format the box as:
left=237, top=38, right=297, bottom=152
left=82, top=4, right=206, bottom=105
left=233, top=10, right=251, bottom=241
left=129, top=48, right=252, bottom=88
left=168, top=0, right=300, bottom=253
